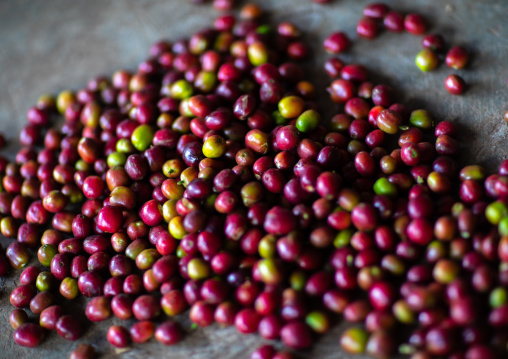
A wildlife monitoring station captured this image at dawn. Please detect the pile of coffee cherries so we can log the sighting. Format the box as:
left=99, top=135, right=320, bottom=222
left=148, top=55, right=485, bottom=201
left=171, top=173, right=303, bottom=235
left=1, top=2, right=507, bottom=359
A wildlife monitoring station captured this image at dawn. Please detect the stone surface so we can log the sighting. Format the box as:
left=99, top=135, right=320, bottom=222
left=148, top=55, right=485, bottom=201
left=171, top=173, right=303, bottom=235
left=0, top=0, right=507, bottom=358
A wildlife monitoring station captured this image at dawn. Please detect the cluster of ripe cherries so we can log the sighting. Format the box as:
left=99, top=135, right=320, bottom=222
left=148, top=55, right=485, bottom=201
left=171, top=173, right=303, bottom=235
left=324, top=2, right=469, bottom=97
left=1, top=2, right=506, bottom=359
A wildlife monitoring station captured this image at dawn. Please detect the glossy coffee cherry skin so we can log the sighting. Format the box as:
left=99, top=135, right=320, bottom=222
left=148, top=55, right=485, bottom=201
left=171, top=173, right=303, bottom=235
left=14, top=323, right=45, bottom=347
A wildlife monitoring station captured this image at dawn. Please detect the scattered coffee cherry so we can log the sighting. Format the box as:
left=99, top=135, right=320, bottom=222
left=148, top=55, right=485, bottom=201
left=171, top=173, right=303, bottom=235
left=383, top=11, right=405, bottom=32
left=69, top=344, right=96, bottom=359
left=357, top=17, right=379, bottom=39
left=155, top=321, right=183, bottom=345
left=213, top=0, right=235, bottom=11
left=13, top=323, right=44, bottom=348
left=250, top=344, right=276, bottom=359
left=240, top=4, right=262, bottom=19
left=415, top=49, right=439, bottom=72
left=340, top=327, right=369, bottom=354
left=404, top=13, right=427, bottom=35
left=323, top=32, right=350, bottom=53
left=444, top=74, right=466, bottom=95
left=9, top=309, right=29, bottom=329
left=56, top=315, right=84, bottom=341
left=363, top=3, right=389, bottom=19
left=446, top=46, right=469, bottom=69
left=107, top=325, right=130, bottom=348
left=422, top=34, right=445, bottom=52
